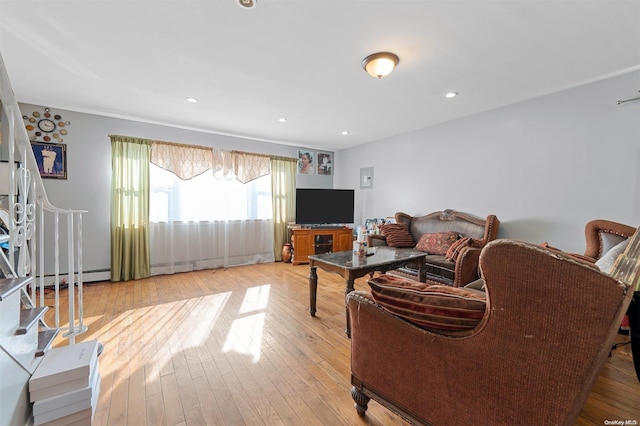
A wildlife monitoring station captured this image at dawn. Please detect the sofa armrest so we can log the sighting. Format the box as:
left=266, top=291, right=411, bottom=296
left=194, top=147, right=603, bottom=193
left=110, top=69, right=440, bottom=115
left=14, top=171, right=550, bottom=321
left=367, top=234, right=388, bottom=247
left=452, top=246, right=482, bottom=287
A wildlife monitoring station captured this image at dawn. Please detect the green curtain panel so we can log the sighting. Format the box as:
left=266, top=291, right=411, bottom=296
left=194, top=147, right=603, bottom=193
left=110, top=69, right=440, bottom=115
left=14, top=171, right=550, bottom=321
left=271, top=157, right=297, bottom=261
left=110, top=135, right=152, bottom=281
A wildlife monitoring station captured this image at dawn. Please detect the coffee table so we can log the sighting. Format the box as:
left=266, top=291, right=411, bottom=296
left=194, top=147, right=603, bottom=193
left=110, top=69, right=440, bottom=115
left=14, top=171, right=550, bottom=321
left=308, top=246, right=428, bottom=337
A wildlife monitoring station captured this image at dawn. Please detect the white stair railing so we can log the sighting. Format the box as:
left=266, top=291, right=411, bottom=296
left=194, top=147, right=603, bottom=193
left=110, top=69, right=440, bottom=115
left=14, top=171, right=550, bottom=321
left=0, top=51, right=88, bottom=344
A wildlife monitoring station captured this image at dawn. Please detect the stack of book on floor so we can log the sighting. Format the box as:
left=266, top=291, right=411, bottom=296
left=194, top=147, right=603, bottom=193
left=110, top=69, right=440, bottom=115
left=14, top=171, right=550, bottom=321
left=29, top=339, right=101, bottom=426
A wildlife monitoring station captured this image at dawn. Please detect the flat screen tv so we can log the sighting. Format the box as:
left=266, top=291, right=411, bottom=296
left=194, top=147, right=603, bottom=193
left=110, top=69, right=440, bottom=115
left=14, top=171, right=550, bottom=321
left=295, top=188, right=355, bottom=226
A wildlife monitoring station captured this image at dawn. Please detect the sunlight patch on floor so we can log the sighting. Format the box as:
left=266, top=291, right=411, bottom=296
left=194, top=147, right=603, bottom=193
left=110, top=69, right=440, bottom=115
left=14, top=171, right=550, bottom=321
left=223, top=312, right=265, bottom=363
left=223, top=284, right=270, bottom=362
left=185, top=291, right=233, bottom=346
left=238, top=284, right=270, bottom=314
left=89, top=291, right=232, bottom=389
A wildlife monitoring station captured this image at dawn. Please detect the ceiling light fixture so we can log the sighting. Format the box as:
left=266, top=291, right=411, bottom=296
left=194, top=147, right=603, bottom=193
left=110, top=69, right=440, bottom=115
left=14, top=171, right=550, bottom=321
left=362, top=52, right=399, bottom=79
left=341, top=131, right=350, bottom=136
left=445, top=92, right=459, bottom=98
left=186, top=97, right=198, bottom=103
left=278, top=117, right=287, bottom=123
left=238, top=0, right=256, bottom=9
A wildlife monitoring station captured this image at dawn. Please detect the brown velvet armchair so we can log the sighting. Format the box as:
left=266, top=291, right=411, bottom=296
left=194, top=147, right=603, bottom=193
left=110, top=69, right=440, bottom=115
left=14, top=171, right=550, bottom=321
left=348, top=235, right=639, bottom=425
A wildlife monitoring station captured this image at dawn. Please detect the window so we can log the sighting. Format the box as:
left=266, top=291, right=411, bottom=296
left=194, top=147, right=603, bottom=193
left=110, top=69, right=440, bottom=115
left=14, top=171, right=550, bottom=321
left=149, top=163, right=272, bottom=223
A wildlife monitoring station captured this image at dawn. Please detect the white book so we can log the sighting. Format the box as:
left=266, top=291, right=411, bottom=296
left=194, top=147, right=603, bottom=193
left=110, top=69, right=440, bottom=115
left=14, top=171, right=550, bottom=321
left=33, top=373, right=100, bottom=425
left=33, top=362, right=100, bottom=415
left=30, top=357, right=99, bottom=402
left=30, top=340, right=99, bottom=392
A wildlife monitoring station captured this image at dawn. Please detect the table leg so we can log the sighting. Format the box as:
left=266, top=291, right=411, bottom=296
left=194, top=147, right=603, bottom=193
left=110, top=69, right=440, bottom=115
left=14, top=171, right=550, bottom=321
left=345, top=278, right=355, bottom=337
left=309, top=266, right=318, bottom=317
left=417, top=259, right=427, bottom=283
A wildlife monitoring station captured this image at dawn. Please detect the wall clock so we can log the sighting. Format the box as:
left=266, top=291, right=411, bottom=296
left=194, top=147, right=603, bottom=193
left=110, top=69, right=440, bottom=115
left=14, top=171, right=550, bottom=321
left=22, top=107, right=70, bottom=143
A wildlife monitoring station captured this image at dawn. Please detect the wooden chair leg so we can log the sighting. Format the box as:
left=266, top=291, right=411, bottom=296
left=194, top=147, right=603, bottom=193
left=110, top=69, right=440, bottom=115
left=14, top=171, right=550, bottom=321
left=351, top=386, right=370, bottom=416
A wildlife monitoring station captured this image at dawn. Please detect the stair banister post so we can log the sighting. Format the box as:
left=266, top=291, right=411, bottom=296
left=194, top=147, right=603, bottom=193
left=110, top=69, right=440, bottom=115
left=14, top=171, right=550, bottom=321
left=6, top=103, right=16, bottom=274
left=66, top=210, right=76, bottom=344
left=54, top=211, right=60, bottom=328
left=76, top=212, right=84, bottom=331
left=38, top=201, right=45, bottom=307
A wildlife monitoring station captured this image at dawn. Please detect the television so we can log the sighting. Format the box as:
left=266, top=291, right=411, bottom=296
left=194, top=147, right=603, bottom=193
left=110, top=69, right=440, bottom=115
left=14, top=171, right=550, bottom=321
left=295, top=188, right=355, bottom=226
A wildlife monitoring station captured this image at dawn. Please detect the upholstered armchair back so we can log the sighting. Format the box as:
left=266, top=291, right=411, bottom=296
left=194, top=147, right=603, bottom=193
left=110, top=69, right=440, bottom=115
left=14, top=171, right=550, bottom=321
left=395, top=209, right=500, bottom=244
left=348, top=233, right=640, bottom=425
left=584, top=219, right=637, bottom=260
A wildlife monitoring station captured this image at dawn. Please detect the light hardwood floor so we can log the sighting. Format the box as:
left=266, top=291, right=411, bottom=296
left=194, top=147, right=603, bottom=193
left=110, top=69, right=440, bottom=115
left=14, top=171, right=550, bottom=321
left=45, top=262, right=640, bottom=425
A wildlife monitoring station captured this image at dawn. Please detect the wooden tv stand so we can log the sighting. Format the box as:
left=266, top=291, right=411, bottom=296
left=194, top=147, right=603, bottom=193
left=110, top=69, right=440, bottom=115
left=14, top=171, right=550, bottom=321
left=290, top=226, right=353, bottom=265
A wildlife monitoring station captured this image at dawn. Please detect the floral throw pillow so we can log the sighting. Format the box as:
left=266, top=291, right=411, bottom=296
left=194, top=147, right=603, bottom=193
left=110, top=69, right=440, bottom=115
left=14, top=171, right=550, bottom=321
left=415, top=231, right=460, bottom=255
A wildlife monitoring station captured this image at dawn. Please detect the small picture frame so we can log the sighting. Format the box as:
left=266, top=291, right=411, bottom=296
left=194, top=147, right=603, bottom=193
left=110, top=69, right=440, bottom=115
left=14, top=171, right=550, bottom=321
left=365, top=218, right=385, bottom=234
left=316, top=152, right=333, bottom=175
left=297, top=150, right=315, bottom=175
left=31, top=141, right=67, bottom=179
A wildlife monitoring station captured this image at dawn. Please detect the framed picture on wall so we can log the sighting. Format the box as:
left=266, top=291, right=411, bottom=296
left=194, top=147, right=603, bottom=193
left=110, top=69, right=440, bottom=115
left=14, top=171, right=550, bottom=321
left=316, top=152, right=332, bottom=175
left=297, top=150, right=315, bottom=174
left=31, top=142, right=67, bottom=180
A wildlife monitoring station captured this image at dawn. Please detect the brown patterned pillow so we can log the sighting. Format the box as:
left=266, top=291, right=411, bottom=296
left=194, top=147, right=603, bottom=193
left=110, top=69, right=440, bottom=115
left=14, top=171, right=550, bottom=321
left=415, top=231, right=460, bottom=255
left=445, top=237, right=485, bottom=261
left=380, top=223, right=415, bottom=248
left=368, top=274, right=486, bottom=335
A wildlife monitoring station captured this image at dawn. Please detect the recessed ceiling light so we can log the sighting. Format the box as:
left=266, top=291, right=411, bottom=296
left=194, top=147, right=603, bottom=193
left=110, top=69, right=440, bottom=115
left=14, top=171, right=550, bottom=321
left=445, top=92, right=459, bottom=98
left=341, top=131, right=349, bottom=136
left=186, top=97, right=198, bottom=103
left=278, top=117, right=287, bottom=123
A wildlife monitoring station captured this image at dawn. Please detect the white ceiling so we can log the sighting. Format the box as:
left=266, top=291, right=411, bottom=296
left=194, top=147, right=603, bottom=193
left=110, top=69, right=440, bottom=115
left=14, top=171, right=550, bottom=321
left=1, top=0, right=639, bottom=151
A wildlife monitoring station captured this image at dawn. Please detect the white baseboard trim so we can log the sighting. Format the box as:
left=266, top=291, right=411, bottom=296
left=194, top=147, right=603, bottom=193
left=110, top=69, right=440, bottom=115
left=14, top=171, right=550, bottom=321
left=83, top=271, right=110, bottom=283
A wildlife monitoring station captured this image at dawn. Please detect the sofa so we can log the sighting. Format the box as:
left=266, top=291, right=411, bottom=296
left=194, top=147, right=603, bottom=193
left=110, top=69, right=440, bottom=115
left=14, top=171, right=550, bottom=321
left=348, top=233, right=640, bottom=425
left=368, top=209, right=500, bottom=287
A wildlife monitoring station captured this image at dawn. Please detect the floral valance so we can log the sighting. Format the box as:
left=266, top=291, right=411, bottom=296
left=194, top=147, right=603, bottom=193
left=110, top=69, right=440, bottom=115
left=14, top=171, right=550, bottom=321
left=232, top=150, right=272, bottom=183
left=151, top=141, right=213, bottom=180
left=110, top=134, right=296, bottom=183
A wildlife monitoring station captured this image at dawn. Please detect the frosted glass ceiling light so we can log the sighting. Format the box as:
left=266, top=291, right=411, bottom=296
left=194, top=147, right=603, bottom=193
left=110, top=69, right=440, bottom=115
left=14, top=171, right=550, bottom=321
left=238, top=0, right=256, bottom=9
left=362, top=52, right=399, bottom=79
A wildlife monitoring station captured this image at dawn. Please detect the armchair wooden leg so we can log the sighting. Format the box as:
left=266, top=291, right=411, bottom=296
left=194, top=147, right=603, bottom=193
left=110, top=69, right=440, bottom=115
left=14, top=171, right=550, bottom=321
left=351, top=386, right=370, bottom=416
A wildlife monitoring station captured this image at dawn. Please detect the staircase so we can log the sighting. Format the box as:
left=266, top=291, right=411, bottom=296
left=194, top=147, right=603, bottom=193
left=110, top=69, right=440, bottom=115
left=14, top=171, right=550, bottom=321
left=0, top=52, right=88, bottom=425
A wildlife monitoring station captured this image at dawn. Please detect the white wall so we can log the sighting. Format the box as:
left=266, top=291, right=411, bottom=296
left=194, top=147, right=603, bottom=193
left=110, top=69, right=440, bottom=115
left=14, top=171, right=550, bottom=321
left=334, top=70, right=640, bottom=254
left=9, top=107, right=333, bottom=278
left=10, top=70, right=639, bottom=276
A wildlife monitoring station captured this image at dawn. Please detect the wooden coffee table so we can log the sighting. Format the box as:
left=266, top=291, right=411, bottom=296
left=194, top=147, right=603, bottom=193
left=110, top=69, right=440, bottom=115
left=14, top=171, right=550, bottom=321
left=308, top=247, right=427, bottom=337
